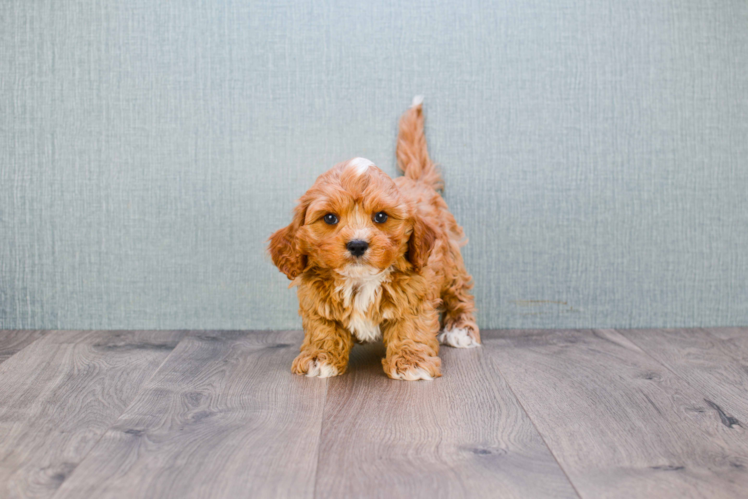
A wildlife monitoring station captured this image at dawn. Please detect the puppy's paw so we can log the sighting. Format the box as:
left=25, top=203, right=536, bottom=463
left=291, top=355, right=340, bottom=378
left=438, top=327, right=480, bottom=348
left=304, top=359, right=339, bottom=378
left=383, top=354, right=441, bottom=381
left=389, top=366, right=435, bottom=381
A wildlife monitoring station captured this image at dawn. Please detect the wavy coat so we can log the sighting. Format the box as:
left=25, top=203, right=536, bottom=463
left=269, top=99, right=478, bottom=380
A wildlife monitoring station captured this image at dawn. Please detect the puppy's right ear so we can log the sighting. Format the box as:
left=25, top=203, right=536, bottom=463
left=268, top=204, right=308, bottom=280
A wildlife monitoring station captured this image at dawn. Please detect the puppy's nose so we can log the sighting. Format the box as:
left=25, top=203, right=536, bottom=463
left=346, top=239, right=369, bottom=257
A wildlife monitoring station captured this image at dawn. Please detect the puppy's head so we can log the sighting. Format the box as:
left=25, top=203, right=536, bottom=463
left=269, top=158, right=437, bottom=279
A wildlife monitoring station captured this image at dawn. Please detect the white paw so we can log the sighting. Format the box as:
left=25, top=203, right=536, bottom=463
left=438, top=328, right=480, bottom=348
left=305, top=360, right=338, bottom=378
left=389, top=367, right=434, bottom=381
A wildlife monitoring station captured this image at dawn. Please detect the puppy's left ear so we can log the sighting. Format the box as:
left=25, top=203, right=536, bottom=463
left=407, top=215, right=438, bottom=271
left=268, top=203, right=308, bottom=280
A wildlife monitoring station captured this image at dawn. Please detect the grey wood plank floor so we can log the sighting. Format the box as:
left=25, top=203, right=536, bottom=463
left=486, top=329, right=748, bottom=498
left=315, top=342, right=577, bottom=498
left=0, top=327, right=747, bottom=498
left=0, top=330, right=185, bottom=498
left=54, top=331, right=327, bottom=499
left=0, top=330, right=47, bottom=364
left=620, top=328, right=748, bottom=422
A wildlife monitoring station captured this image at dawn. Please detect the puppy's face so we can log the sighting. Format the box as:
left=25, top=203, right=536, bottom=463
left=269, top=158, right=436, bottom=279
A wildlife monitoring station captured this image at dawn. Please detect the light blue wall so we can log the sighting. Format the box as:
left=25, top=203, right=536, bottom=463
left=1, top=0, right=747, bottom=330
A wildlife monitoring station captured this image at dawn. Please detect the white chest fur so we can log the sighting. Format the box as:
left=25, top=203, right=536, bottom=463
left=337, top=266, right=390, bottom=343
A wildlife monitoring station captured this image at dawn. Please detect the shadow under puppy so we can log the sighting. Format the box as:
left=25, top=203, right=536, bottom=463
left=269, top=97, right=479, bottom=381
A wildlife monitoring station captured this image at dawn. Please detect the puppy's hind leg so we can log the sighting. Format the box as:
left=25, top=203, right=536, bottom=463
left=438, top=259, right=480, bottom=348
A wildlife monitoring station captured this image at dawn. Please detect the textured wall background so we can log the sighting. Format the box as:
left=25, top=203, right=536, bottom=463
left=1, top=0, right=747, bottom=330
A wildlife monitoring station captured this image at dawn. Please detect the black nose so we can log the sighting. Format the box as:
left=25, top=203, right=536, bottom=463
left=346, top=239, right=369, bottom=257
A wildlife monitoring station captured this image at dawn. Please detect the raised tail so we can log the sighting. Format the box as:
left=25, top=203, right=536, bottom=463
left=396, top=96, right=444, bottom=191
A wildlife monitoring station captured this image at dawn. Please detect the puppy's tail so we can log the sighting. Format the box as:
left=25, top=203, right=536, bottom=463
left=396, top=96, right=444, bottom=192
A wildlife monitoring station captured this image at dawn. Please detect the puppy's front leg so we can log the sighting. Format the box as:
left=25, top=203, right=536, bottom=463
left=292, top=314, right=353, bottom=378
left=382, top=304, right=441, bottom=381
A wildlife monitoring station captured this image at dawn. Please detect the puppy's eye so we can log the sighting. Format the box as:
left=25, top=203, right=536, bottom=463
left=323, top=213, right=339, bottom=225
left=373, top=211, right=388, bottom=224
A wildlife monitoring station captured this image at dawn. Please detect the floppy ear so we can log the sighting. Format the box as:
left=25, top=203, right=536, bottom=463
left=407, top=215, right=438, bottom=271
left=268, top=204, right=308, bottom=280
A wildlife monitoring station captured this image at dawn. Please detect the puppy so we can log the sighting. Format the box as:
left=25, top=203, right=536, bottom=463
left=269, top=97, right=479, bottom=381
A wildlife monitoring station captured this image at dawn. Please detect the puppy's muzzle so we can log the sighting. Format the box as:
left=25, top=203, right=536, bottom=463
left=346, top=239, right=369, bottom=257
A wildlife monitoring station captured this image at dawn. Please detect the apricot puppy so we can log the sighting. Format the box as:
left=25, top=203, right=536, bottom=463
left=269, top=97, right=479, bottom=381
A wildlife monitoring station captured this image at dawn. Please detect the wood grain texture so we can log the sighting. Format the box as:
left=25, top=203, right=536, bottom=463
left=314, top=342, right=578, bottom=498
left=485, top=329, right=748, bottom=498
left=3, top=328, right=748, bottom=498
left=0, top=330, right=184, bottom=498
left=695, top=327, right=748, bottom=366
left=621, top=328, right=748, bottom=422
left=54, top=331, right=327, bottom=499
left=0, top=330, right=47, bottom=364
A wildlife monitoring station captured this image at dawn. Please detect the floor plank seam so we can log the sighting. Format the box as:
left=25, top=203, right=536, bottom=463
left=51, top=331, right=190, bottom=498
left=0, top=330, right=48, bottom=366
left=491, top=348, right=583, bottom=499
left=614, top=328, right=734, bottom=410
left=312, top=377, right=330, bottom=499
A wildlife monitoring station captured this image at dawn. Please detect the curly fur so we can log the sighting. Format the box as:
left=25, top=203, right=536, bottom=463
left=269, top=98, right=479, bottom=380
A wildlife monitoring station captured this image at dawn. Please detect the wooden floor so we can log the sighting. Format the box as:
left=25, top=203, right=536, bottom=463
left=0, top=329, right=747, bottom=498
